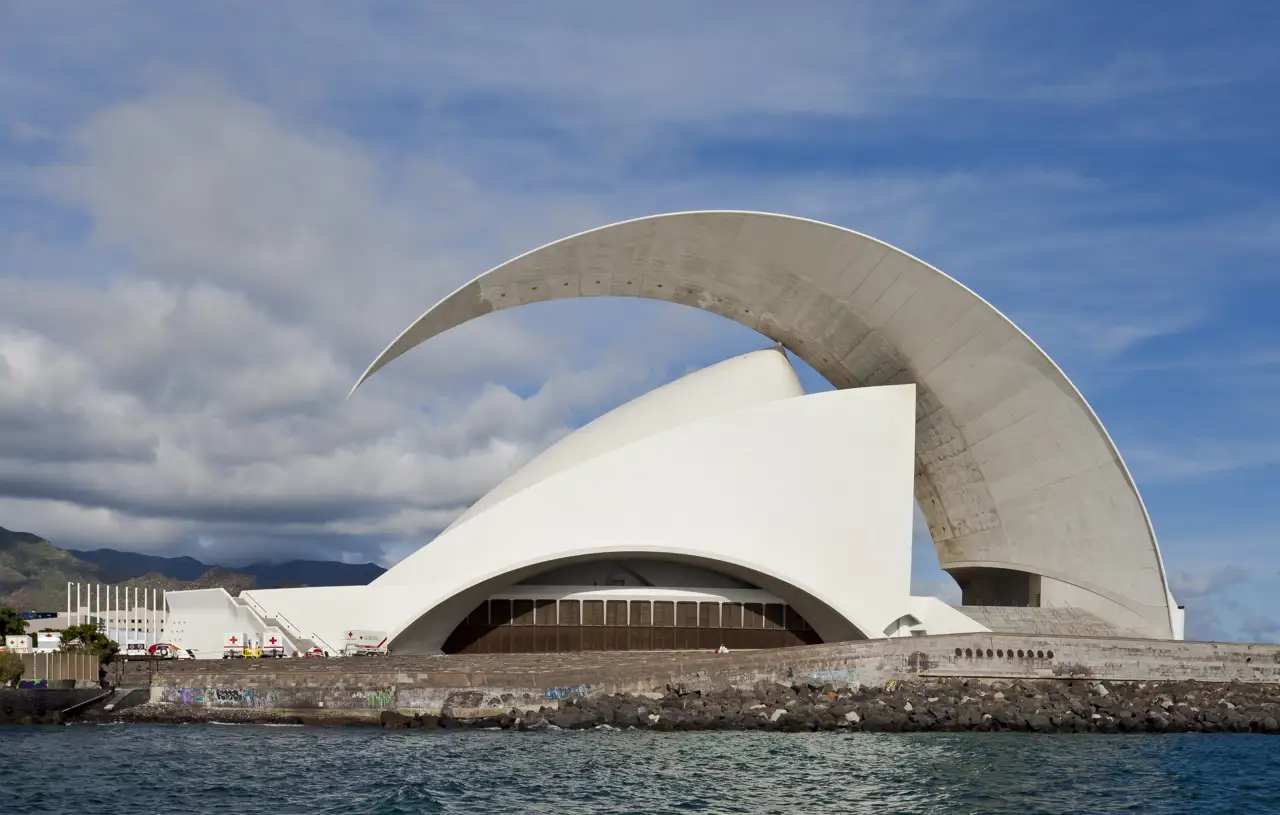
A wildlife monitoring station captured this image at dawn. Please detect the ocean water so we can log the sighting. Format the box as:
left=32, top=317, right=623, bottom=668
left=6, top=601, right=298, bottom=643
left=4, top=726, right=1279, bottom=814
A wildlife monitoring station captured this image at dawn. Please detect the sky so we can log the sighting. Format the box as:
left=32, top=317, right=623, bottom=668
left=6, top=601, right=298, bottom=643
left=0, top=2, right=1277, bottom=642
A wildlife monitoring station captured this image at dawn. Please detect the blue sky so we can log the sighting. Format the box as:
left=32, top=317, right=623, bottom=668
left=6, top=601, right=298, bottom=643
left=0, top=2, right=1277, bottom=641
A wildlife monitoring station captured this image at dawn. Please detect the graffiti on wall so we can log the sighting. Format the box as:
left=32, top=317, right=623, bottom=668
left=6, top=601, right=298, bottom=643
left=173, top=687, right=253, bottom=706
left=359, top=689, right=394, bottom=708
left=728, top=671, right=768, bottom=686
left=796, top=668, right=858, bottom=685
left=545, top=684, right=591, bottom=700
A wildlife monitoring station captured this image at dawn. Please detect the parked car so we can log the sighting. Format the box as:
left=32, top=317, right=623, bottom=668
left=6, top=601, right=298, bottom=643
left=149, top=642, right=196, bottom=660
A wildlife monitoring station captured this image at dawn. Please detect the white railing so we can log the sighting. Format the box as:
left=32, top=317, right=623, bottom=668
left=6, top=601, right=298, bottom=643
left=240, top=594, right=339, bottom=655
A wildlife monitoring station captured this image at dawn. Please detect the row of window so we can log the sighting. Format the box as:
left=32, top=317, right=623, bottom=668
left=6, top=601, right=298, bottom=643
left=957, top=647, right=1056, bottom=660
left=464, top=599, right=812, bottom=631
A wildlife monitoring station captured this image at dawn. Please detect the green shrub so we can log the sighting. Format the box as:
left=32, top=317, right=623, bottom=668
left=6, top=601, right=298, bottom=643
left=54, top=623, right=120, bottom=662
left=0, top=652, right=22, bottom=686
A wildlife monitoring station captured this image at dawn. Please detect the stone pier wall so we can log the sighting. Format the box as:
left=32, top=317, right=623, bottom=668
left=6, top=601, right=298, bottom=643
left=117, top=633, right=1280, bottom=717
left=0, top=689, right=105, bottom=723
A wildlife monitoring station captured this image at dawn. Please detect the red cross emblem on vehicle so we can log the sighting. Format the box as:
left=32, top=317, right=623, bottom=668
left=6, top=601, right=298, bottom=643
left=348, top=632, right=354, bottom=637
left=229, top=636, right=238, bottom=644
left=269, top=637, right=278, bottom=645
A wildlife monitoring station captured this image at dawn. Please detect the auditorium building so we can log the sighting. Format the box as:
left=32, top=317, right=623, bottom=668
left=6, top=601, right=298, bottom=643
left=166, top=211, right=1184, bottom=657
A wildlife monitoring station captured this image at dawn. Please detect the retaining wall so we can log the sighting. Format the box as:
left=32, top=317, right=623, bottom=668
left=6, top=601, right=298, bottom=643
left=0, top=689, right=104, bottom=723
left=119, top=633, right=1280, bottom=717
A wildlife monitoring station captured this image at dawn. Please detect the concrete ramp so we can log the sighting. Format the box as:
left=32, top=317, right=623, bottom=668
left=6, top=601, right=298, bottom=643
left=953, top=606, right=1131, bottom=637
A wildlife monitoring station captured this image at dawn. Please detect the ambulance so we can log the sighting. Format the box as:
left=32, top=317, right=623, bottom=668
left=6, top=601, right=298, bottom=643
left=342, top=630, right=389, bottom=656
left=221, top=632, right=250, bottom=658
left=261, top=629, right=286, bottom=658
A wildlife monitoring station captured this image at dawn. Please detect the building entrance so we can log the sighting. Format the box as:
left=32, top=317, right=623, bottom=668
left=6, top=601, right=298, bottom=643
left=442, top=595, right=821, bottom=654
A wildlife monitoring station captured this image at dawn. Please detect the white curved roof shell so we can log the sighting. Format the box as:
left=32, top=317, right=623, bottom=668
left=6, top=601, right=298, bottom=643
left=216, top=350, right=984, bottom=655
left=375, top=369, right=924, bottom=649
left=354, top=211, right=1178, bottom=639
left=449, top=346, right=803, bottom=530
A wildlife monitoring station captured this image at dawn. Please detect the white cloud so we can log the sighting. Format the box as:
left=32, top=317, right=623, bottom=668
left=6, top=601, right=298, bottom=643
left=1126, top=442, right=1280, bottom=483
left=1184, top=605, right=1232, bottom=642
left=911, top=578, right=962, bottom=606
left=1168, top=565, right=1252, bottom=599
left=0, top=83, right=711, bottom=563
left=1241, top=614, right=1280, bottom=640
left=0, top=498, right=186, bottom=552
left=0, top=3, right=1276, bottom=590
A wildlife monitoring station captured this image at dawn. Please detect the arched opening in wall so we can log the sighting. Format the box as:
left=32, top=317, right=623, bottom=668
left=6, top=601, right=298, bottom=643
left=440, top=558, right=825, bottom=654
left=393, top=553, right=861, bottom=655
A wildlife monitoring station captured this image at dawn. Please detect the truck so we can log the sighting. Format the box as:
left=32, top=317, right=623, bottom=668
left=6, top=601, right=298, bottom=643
left=342, top=629, right=389, bottom=656
left=3, top=634, right=32, bottom=654
left=221, top=632, right=250, bottom=659
left=123, top=642, right=149, bottom=659
left=34, top=632, right=62, bottom=652
left=261, top=629, right=286, bottom=658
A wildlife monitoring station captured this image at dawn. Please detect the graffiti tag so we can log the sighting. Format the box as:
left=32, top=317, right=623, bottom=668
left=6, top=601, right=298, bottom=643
left=363, top=689, right=393, bottom=708
left=213, top=688, right=252, bottom=702
left=545, top=684, right=591, bottom=700
left=798, top=668, right=858, bottom=684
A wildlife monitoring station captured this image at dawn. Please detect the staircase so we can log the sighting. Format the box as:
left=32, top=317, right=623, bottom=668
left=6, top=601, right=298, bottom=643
left=235, top=594, right=336, bottom=654
left=953, top=605, right=1133, bottom=637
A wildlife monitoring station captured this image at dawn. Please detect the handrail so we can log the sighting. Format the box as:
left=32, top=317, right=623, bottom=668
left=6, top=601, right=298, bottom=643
left=60, top=689, right=111, bottom=719
left=241, top=594, right=339, bottom=655
left=277, top=612, right=339, bottom=655
left=241, top=594, right=301, bottom=642
left=241, top=594, right=283, bottom=631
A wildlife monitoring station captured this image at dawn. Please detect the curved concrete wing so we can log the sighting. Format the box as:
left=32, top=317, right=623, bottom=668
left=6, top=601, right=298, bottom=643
left=353, top=211, right=1177, bottom=638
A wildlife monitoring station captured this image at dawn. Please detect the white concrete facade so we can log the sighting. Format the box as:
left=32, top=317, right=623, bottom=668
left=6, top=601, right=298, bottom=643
left=165, top=211, right=1180, bottom=654
left=352, top=211, right=1179, bottom=639
left=167, top=348, right=988, bottom=656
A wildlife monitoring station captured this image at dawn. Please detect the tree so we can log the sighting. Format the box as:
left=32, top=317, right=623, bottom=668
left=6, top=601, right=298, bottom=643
left=0, top=652, right=21, bottom=686
left=0, top=607, right=28, bottom=637
left=55, top=623, right=119, bottom=662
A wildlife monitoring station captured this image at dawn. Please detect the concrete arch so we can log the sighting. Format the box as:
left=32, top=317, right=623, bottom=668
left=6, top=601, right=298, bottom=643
left=388, top=550, right=866, bottom=653
left=353, top=211, right=1177, bottom=639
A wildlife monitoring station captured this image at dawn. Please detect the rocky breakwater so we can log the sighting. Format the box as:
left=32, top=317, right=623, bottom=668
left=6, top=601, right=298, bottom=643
left=380, top=678, right=1280, bottom=734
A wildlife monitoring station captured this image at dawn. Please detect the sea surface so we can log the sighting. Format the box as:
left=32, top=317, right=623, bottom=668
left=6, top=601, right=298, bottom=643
left=4, top=725, right=1280, bottom=814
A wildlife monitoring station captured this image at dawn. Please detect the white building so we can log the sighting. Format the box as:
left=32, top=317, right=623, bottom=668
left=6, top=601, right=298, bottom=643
left=165, top=211, right=1183, bottom=657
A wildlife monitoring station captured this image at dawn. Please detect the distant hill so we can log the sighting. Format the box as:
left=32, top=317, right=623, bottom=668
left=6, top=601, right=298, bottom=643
left=0, top=526, right=386, bottom=612
left=69, top=547, right=385, bottom=588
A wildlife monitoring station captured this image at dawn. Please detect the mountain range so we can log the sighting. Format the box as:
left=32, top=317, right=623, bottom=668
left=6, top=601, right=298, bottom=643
left=0, top=526, right=386, bottom=612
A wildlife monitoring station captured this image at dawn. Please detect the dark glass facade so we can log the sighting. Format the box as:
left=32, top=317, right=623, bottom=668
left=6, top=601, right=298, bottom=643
left=442, top=597, right=822, bottom=653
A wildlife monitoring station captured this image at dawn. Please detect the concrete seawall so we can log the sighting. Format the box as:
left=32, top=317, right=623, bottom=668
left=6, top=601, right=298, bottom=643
left=115, top=633, right=1280, bottom=718
left=0, top=689, right=106, bottom=724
